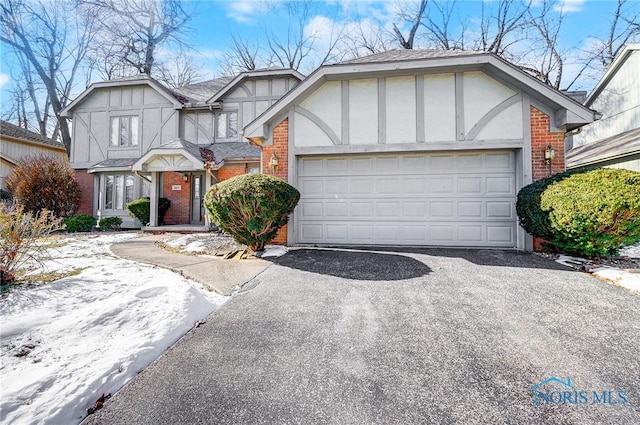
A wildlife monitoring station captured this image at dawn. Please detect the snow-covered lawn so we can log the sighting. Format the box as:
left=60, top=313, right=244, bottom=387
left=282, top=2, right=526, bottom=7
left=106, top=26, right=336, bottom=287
left=0, top=233, right=227, bottom=425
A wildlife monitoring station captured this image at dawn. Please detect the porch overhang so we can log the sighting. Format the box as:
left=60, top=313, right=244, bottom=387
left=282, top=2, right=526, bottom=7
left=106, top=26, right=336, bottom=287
left=131, top=139, right=206, bottom=172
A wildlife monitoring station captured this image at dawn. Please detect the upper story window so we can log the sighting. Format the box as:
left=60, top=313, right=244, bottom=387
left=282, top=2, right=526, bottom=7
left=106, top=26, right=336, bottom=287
left=216, top=111, right=238, bottom=139
left=110, top=116, right=139, bottom=146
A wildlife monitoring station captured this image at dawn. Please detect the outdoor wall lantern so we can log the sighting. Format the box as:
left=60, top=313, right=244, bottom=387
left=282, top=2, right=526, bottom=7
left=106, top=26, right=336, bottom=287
left=269, top=153, right=279, bottom=171
left=182, top=173, right=189, bottom=182
left=544, top=145, right=555, bottom=164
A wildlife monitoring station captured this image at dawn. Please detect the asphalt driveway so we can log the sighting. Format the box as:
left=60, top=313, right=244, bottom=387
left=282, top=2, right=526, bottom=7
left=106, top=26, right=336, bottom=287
left=84, top=248, right=639, bottom=425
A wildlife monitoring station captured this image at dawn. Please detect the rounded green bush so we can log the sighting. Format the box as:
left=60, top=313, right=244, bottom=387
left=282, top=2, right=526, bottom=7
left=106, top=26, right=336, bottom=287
left=125, top=197, right=170, bottom=225
left=516, top=168, right=590, bottom=240
left=64, top=214, right=96, bottom=233
left=98, top=216, right=123, bottom=231
left=204, top=174, right=300, bottom=251
left=540, top=168, right=640, bottom=257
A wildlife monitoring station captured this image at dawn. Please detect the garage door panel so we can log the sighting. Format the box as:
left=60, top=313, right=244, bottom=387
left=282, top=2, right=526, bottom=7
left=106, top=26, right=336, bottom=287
left=486, top=176, right=515, bottom=194
left=296, top=151, right=517, bottom=247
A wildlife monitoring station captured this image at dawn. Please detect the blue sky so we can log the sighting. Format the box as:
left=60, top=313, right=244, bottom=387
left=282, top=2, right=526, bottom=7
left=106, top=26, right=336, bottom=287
left=0, top=0, right=634, bottom=99
left=184, top=0, right=626, bottom=87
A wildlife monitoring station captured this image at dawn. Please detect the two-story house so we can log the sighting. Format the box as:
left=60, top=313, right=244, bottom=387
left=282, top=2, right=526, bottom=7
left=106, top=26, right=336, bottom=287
left=567, top=44, right=640, bottom=171
left=61, top=69, right=303, bottom=228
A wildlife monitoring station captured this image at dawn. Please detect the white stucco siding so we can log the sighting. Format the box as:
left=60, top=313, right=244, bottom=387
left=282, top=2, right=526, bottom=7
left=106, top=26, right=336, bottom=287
left=79, top=90, right=109, bottom=109
left=463, top=71, right=517, bottom=138
left=476, top=101, right=524, bottom=140
left=294, top=113, right=335, bottom=147
left=299, top=81, right=342, bottom=144
left=424, top=73, right=456, bottom=142
left=272, top=79, right=287, bottom=96
left=70, top=85, right=178, bottom=168
left=349, top=78, right=378, bottom=145
left=385, top=76, right=417, bottom=144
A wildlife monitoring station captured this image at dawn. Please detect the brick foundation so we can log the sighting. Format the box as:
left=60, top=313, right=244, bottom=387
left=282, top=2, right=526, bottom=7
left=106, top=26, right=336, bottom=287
left=530, top=106, right=565, bottom=182
left=74, top=170, right=94, bottom=216
left=162, top=171, right=191, bottom=225
left=261, top=118, right=290, bottom=244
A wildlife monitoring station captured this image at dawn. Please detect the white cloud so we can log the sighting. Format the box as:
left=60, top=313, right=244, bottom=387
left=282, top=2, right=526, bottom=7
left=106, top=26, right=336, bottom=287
left=554, top=0, right=586, bottom=13
left=225, top=0, right=267, bottom=24
left=0, top=73, right=10, bottom=88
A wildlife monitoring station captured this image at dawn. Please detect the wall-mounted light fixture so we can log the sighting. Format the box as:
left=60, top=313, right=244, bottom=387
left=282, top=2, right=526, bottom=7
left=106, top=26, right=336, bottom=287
left=544, top=145, right=555, bottom=174
left=182, top=173, right=189, bottom=182
left=544, top=145, right=555, bottom=164
left=269, top=153, right=279, bottom=172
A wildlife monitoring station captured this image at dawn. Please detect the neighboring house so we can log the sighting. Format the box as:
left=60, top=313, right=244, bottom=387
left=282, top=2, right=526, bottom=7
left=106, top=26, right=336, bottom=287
left=244, top=50, right=597, bottom=250
left=567, top=44, right=640, bottom=171
left=0, top=120, right=67, bottom=190
left=61, top=69, right=303, bottom=228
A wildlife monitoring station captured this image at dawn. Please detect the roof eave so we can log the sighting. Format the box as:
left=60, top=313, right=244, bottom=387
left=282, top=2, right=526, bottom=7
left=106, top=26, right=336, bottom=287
left=584, top=44, right=640, bottom=107
left=62, top=78, right=184, bottom=117
left=244, top=52, right=597, bottom=138
left=206, top=69, right=306, bottom=104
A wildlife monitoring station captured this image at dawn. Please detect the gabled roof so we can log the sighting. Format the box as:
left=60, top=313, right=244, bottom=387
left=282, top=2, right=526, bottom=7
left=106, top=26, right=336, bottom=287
left=244, top=49, right=598, bottom=140
left=206, top=68, right=304, bottom=104
left=0, top=119, right=66, bottom=151
left=131, top=139, right=260, bottom=172
left=584, top=44, right=640, bottom=107
left=567, top=127, right=640, bottom=168
left=171, top=77, right=234, bottom=103
left=61, top=74, right=185, bottom=117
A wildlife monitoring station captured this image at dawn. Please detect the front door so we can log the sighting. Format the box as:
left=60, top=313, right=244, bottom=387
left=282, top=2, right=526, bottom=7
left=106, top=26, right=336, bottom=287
left=191, top=173, right=205, bottom=224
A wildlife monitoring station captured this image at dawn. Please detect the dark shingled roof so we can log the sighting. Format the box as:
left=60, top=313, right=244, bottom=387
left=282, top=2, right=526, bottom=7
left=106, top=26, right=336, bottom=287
left=208, top=142, right=260, bottom=161
left=156, top=139, right=260, bottom=162
left=90, top=158, right=139, bottom=169
left=338, top=49, right=485, bottom=65
left=0, top=119, right=64, bottom=149
left=567, top=127, right=640, bottom=168
left=172, top=77, right=235, bottom=103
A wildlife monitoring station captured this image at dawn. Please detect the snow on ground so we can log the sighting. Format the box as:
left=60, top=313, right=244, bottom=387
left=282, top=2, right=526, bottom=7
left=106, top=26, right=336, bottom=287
left=556, top=242, right=640, bottom=294
left=261, top=245, right=288, bottom=258
left=0, top=233, right=228, bottom=425
left=619, top=242, right=640, bottom=259
left=163, top=234, right=209, bottom=253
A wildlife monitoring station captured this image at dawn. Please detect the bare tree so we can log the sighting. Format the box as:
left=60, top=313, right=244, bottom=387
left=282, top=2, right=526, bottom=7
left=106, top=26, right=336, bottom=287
left=519, top=0, right=565, bottom=89
left=220, top=34, right=261, bottom=75
left=85, top=0, right=193, bottom=78
left=0, top=0, right=98, bottom=152
left=392, top=0, right=427, bottom=49
left=590, top=0, right=639, bottom=68
left=157, top=50, right=205, bottom=89
left=477, top=0, right=532, bottom=56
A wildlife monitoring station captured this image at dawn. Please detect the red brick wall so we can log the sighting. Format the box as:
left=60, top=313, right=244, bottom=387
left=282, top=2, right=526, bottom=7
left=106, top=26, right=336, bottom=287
left=530, top=106, right=565, bottom=181
left=261, top=118, right=289, bottom=244
left=74, top=170, right=94, bottom=216
left=530, top=106, right=566, bottom=252
left=218, top=164, right=246, bottom=181
left=162, top=172, right=191, bottom=225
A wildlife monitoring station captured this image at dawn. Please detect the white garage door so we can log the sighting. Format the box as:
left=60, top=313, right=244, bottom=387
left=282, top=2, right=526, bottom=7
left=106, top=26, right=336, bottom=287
left=296, top=151, right=517, bottom=247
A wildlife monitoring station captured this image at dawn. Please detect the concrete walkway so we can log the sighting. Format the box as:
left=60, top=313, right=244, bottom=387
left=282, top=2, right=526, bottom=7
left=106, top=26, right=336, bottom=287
left=110, top=234, right=271, bottom=296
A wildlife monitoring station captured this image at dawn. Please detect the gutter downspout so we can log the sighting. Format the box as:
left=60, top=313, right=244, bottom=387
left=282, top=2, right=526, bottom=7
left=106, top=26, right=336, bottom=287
left=134, top=170, right=152, bottom=183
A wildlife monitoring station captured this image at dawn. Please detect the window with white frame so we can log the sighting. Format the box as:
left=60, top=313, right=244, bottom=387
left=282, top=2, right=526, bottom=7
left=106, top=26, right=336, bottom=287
left=110, top=116, right=139, bottom=146
left=216, top=111, right=238, bottom=139
left=104, top=174, right=135, bottom=210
